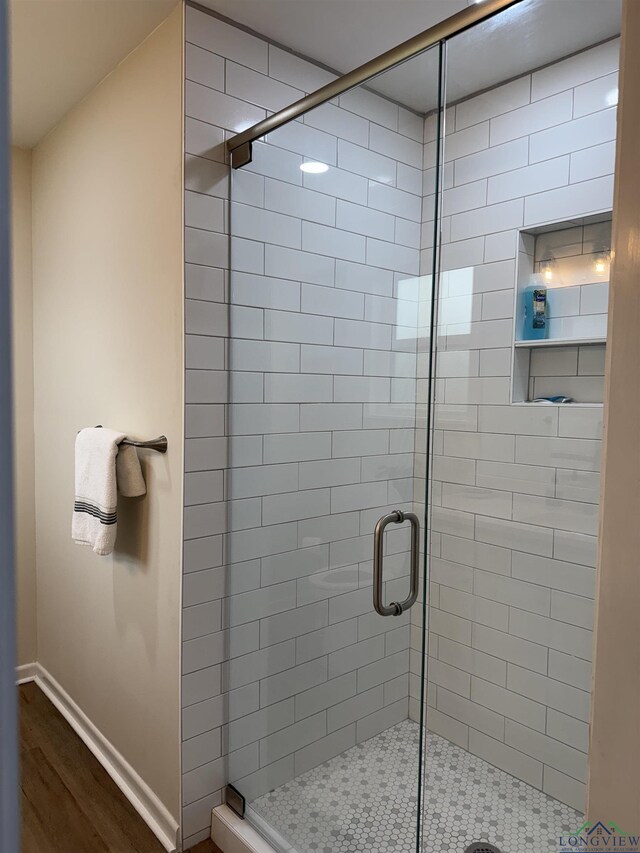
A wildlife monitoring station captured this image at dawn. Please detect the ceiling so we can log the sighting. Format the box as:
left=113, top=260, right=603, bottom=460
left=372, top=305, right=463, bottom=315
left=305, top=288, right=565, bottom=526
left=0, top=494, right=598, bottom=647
left=10, top=0, right=178, bottom=148
left=202, top=0, right=468, bottom=81
left=200, top=0, right=621, bottom=113
left=10, top=0, right=621, bottom=148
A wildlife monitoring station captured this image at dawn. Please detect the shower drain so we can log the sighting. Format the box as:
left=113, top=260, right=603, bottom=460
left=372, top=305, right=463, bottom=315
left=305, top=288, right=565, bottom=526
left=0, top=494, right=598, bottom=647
left=464, top=844, right=503, bottom=853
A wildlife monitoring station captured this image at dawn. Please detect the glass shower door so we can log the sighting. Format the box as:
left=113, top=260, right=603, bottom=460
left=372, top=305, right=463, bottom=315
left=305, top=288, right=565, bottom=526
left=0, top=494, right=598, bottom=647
left=226, top=44, right=443, bottom=853
left=420, top=3, right=617, bottom=850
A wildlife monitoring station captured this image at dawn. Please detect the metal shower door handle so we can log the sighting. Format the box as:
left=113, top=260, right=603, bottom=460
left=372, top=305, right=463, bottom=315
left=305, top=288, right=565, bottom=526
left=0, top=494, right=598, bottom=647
left=373, top=509, right=420, bottom=617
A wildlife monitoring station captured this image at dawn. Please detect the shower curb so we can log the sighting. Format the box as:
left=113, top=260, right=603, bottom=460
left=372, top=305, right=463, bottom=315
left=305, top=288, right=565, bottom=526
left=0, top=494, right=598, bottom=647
left=211, top=805, right=279, bottom=853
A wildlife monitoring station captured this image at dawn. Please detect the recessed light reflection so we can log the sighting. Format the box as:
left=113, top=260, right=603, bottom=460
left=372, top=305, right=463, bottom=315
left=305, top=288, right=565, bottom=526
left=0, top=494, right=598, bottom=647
left=300, top=161, right=329, bottom=174
left=540, top=258, right=556, bottom=283
left=606, top=88, right=619, bottom=107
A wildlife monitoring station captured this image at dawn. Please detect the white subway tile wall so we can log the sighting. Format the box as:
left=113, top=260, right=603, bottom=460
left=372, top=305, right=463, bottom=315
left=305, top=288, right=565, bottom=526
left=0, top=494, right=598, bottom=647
left=182, top=5, right=436, bottom=844
left=415, top=38, right=617, bottom=815
left=224, top=90, right=427, bottom=810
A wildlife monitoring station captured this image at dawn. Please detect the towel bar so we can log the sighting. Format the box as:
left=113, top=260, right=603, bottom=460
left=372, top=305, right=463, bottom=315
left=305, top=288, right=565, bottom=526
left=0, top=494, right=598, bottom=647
left=122, top=435, right=168, bottom=453
left=84, top=426, right=168, bottom=454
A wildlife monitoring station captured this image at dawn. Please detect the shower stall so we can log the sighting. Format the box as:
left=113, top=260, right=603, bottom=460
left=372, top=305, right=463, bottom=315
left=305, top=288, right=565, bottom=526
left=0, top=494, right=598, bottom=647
left=213, top=0, right=619, bottom=848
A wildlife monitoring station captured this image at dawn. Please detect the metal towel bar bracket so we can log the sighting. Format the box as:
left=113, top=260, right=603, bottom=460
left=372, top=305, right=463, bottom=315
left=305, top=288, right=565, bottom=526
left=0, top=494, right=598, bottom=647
left=122, top=435, right=168, bottom=453
left=88, top=426, right=168, bottom=454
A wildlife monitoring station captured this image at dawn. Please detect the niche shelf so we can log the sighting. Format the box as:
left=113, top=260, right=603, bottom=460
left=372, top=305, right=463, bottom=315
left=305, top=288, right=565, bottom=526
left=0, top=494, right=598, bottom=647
left=514, top=337, right=606, bottom=349
left=511, top=212, right=611, bottom=406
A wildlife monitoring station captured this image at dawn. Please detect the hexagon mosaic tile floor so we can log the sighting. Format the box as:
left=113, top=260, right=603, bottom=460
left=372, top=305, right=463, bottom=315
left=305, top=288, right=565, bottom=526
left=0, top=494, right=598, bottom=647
left=249, top=720, right=581, bottom=853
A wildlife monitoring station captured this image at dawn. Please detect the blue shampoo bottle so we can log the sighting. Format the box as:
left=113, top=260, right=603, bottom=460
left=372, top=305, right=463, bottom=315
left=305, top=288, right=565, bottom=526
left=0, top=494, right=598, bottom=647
left=521, top=275, right=548, bottom=341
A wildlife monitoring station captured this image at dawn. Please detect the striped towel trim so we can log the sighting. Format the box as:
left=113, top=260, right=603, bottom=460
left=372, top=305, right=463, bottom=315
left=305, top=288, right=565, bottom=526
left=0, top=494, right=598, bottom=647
left=73, top=500, right=117, bottom=525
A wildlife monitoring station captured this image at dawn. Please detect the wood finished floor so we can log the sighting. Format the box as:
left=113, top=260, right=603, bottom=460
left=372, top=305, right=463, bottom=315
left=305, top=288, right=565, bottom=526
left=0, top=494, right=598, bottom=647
left=19, top=682, right=222, bottom=853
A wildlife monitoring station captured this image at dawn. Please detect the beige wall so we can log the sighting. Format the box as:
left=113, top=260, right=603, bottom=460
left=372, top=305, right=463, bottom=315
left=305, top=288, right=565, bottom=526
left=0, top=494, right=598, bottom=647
left=31, top=5, right=184, bottom=823
left=11, top=145, right=36, bottom=667
left=588, top=0, right=640, bottom=830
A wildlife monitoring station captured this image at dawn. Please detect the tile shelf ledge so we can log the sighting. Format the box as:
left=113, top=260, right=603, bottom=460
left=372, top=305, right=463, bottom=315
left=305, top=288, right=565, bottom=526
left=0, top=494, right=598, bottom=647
left=511, top=401, right=604, bottom=408
left=514, top=336, right=606, bottom=348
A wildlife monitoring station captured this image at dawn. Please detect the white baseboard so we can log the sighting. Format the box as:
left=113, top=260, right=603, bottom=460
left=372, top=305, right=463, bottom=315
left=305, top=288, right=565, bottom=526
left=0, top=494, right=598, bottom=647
left=211, top=805, right=278, bottom=853
left=16, top=662, right=38, bottom=684
left=18, top=663, right=179, bottom=852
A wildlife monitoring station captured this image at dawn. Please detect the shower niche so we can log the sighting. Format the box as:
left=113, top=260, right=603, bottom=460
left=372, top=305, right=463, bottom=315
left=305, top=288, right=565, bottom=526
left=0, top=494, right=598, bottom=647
left=511, top=213, right=612, bottom=405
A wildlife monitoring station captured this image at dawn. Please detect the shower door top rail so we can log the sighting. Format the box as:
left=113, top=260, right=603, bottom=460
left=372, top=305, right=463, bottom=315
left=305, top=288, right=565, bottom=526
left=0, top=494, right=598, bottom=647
left=226, top=0, right=523, bottom=167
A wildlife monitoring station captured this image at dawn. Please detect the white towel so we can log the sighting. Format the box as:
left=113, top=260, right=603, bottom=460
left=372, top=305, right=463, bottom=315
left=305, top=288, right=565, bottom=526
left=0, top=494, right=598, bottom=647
left=72, top=427, right=146, bottom=556
left=116, top=444, right=147, bottom=497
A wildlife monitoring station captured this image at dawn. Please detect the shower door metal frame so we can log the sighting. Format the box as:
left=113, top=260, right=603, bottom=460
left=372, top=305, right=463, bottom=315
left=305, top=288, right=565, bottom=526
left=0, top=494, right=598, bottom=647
left=416, top=37, right=447, bottom=853
left=226, top=0, right=524, bottom=168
